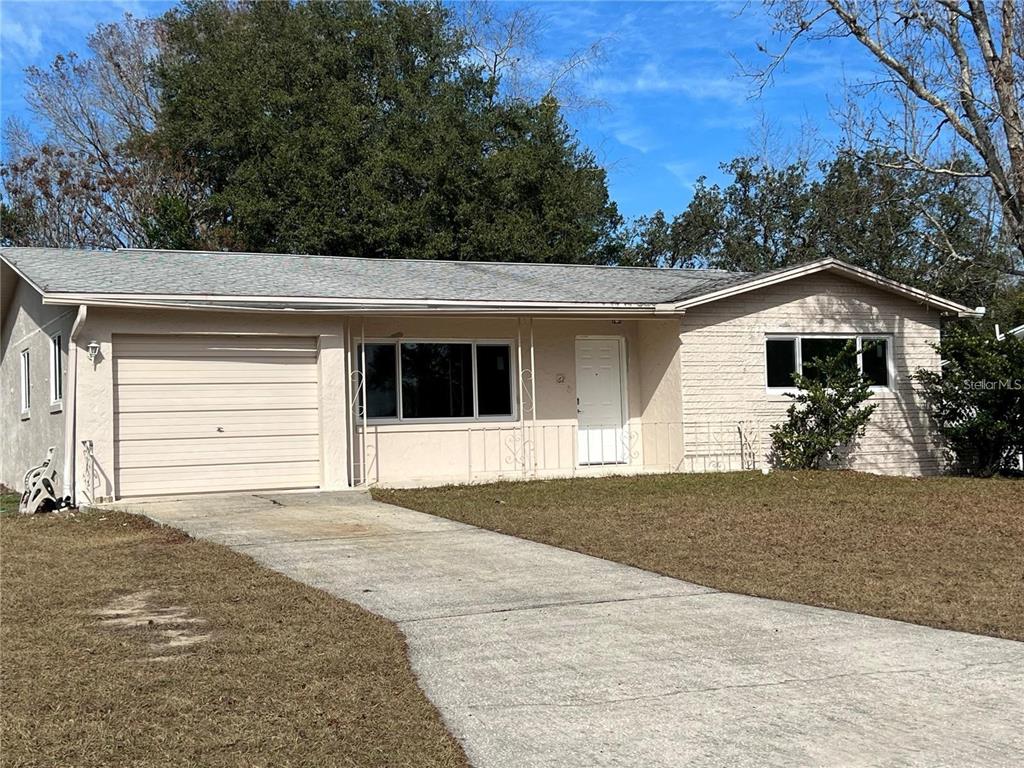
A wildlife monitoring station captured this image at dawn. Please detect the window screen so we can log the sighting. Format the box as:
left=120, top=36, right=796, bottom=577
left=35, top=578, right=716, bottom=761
left=861, top=338, right=889, bottom=387
left=401, top=342, right=473, bottom=419
left=476, top=344, right=513, bottom=417
left=765, top=339, right=797, bottom=388
left=800, top=337, right=855, bottom=382
left=358, top=343, right=398, bottom=419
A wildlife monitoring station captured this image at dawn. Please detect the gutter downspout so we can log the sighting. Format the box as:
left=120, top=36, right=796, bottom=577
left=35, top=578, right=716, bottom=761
left=63, top=305, right=87, bottom=504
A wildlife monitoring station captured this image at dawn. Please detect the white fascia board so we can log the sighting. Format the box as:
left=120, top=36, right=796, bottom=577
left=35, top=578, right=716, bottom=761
left=40, top=295, right=684, bottom=316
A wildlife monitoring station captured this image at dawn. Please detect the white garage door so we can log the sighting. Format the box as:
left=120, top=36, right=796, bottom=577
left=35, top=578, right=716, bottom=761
left=114, top=335, right=321, bottom=497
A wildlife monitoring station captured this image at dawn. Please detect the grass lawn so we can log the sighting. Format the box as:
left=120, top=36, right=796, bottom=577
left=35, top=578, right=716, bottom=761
left=1, top=509, right=468, bottom=768
left=375, top=471, right=1024, bottom=641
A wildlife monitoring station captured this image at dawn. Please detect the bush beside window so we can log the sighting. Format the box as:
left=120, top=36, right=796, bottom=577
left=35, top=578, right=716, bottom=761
left=769, top=342, right=878, bottom=470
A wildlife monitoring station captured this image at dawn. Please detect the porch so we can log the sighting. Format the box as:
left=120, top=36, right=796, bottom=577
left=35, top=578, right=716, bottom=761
left=345, top=314, right=762, bottom=487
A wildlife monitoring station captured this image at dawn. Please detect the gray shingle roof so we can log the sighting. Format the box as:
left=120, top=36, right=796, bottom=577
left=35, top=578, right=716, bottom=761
left=1, top=248, right=749, bottom=306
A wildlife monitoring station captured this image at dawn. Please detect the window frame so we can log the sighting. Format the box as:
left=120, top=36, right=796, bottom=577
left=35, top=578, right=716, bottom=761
left=764, top=333, right=894, bottom=394
left=355, top=338, right=518, bottom=424
left=19, top=349, right=31, bottom=417
left=50, top=332, right=63, bottom=406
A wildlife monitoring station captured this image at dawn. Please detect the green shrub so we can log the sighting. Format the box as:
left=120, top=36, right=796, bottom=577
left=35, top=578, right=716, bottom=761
left=915, top=329, right=1024, bottom=477
left=769, top=342, right=877, bottom=470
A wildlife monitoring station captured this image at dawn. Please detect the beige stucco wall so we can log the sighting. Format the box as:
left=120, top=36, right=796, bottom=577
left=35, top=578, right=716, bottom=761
left=1, top=269, right=75, bottom=492
left=350, top=315, right=684, bottom=485
left=74, top=307, right=349, bottom=501
left=679, top=272, right=944, bottom=475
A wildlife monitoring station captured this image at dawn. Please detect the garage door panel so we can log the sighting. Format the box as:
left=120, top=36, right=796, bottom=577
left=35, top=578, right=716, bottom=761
left=116, top=409, right=320, bottom=440
left=113, top=334, right=321, bottom=497
left=115, top=383, right=318, bottom=412
left=116, top=434, right=320, bottom=469
left=115, top=358, right=318, bottom=384
left=115, top=461, right=321, bottom=497
left=114, top=335, right=317, bottom=358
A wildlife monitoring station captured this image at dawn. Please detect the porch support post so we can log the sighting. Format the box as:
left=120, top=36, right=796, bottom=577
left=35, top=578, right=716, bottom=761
left=346, top=319, right=355, bottom=487
left=529, top=317, right=537, bottom=478
left=359, top=319, right=368, bottom=486
left=517, top=318, right=526, bottom=477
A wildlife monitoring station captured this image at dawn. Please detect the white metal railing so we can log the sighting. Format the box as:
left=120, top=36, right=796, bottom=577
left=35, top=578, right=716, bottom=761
left=351, top=418, right=765, bottom=486
left=80, top=439, right=97, bottom=504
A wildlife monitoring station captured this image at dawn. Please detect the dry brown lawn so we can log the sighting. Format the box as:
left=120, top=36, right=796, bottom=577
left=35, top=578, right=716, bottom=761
left=376, top=471, right=1024, bottom=641
left=1, top=509, right=468, bottom=768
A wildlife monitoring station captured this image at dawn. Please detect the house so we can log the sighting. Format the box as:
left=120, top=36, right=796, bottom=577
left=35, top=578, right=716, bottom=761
left=1, top=247, right=982, bottom=503
left=997, top=323, right=1024, bottom=340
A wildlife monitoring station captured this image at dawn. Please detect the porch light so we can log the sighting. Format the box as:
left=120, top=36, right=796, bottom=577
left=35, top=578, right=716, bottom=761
left=86, top=341, right=101, bottom=362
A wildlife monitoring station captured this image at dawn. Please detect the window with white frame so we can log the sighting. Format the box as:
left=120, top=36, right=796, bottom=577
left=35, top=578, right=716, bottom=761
left=50, top=333, right=63, bottom=404
left=356, top=340, right=515, bottom=421
left=20, top=349, right=30, bottom=413
left=765, top=335, right=892, bottom=389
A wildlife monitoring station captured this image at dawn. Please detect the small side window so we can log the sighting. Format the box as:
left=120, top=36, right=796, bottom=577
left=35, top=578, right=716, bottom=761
left=50, top=333, right=63, bottom=403
left=765, top=339, right=797, bottom=388
left=20, top=350, right=31, bottom=414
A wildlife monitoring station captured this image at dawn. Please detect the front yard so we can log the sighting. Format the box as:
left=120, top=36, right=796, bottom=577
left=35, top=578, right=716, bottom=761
left=1, top=509, right=467, bottom=768
left=376, top=471, right=1024, bottom=641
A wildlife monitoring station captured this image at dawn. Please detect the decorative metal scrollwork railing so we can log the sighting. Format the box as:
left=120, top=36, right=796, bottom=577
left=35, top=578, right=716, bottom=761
left=352, top=418, right=765, bottom=486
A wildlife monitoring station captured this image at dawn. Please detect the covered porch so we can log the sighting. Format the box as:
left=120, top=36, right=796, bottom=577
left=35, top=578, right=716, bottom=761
left=345, top=313, right=760, bottom=488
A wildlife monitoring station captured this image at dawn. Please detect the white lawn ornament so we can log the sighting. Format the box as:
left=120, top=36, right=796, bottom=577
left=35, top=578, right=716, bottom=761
left=20, top=447, right=61, bottom=514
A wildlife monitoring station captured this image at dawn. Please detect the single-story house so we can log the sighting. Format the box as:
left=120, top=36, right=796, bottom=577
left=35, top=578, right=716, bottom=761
left=1, top=247, right=982, bottom=503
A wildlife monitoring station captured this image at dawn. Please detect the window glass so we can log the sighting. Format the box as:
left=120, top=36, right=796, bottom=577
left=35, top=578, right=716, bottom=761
left=476, top=344, right=513, bottom=417
left=800, top=337, right=855, bottom=382
left=358, top=343, right=398, bottom=419
left=20, top=350, right=30, bottom=411
left=401, top=343, right=473, bottom=419
left=861, top=338, right=889, bottom=387
left=51, top=334, right=63, bottom=402
left=765, top=339, right=797, bottom=388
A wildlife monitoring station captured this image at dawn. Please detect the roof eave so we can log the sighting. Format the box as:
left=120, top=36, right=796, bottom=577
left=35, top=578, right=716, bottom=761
left=39, top=293, right=685, bottom=316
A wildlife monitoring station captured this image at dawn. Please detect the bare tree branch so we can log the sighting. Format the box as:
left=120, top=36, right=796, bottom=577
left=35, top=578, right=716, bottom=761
left=751, top=0, right=1024, bottom=274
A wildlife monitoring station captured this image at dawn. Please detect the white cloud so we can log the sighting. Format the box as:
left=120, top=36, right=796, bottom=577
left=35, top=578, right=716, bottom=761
left=0, top=16, right=44, bottom=65
left=664, top=161, right=697, bottom=190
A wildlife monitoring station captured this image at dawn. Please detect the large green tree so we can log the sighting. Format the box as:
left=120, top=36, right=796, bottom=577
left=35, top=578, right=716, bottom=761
left=150, top=0, right=619, bottom=262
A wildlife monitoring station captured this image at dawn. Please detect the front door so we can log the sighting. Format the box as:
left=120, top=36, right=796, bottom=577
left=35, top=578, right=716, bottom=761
left=575, top=337, right=626, bottom=465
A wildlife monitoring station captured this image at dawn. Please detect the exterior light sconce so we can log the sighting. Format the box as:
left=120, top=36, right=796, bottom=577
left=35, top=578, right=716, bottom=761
left=86, top=341, right=101, bottom=362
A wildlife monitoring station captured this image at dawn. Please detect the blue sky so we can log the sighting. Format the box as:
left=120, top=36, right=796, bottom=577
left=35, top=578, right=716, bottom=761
left=0, top=0, right=877, bottom=220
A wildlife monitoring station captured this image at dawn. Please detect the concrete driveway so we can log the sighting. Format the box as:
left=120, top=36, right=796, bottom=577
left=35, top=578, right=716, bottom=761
left=117, top=491, right=1024, bottom=767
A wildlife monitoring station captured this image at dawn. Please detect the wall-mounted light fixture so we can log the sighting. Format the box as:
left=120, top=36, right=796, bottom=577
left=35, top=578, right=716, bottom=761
left=86, top=341, right=101, bottom=362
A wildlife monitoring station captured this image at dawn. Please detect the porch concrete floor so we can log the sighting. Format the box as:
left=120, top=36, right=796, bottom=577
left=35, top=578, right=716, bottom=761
left=114, top=491, right=1024, bottom=768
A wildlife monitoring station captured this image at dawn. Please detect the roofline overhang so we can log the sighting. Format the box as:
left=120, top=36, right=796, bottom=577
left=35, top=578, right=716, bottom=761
left=38, top=293, right=685, bottom=316
left=672, top=258, right=985, bottom=318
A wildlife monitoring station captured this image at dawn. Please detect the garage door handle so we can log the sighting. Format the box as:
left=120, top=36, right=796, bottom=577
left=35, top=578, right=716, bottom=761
left=216, top=427, right=224, bottom=433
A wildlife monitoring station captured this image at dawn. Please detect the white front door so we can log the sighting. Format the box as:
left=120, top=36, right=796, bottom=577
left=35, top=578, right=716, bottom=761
left=575, top=337, right=626, bottom=465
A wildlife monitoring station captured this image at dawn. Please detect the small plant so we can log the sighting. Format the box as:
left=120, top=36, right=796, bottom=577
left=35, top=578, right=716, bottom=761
left=769, top=342, right=877, bottom=470
left=915, top=328, right=1024, bottom=477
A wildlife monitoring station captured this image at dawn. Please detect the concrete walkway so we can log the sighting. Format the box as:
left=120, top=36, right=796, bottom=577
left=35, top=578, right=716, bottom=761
left=117, top=491, right=1024, bottom=767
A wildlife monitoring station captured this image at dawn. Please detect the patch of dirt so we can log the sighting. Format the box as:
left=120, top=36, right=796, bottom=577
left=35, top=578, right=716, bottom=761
left=91, top=589, right=210, bottom=659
